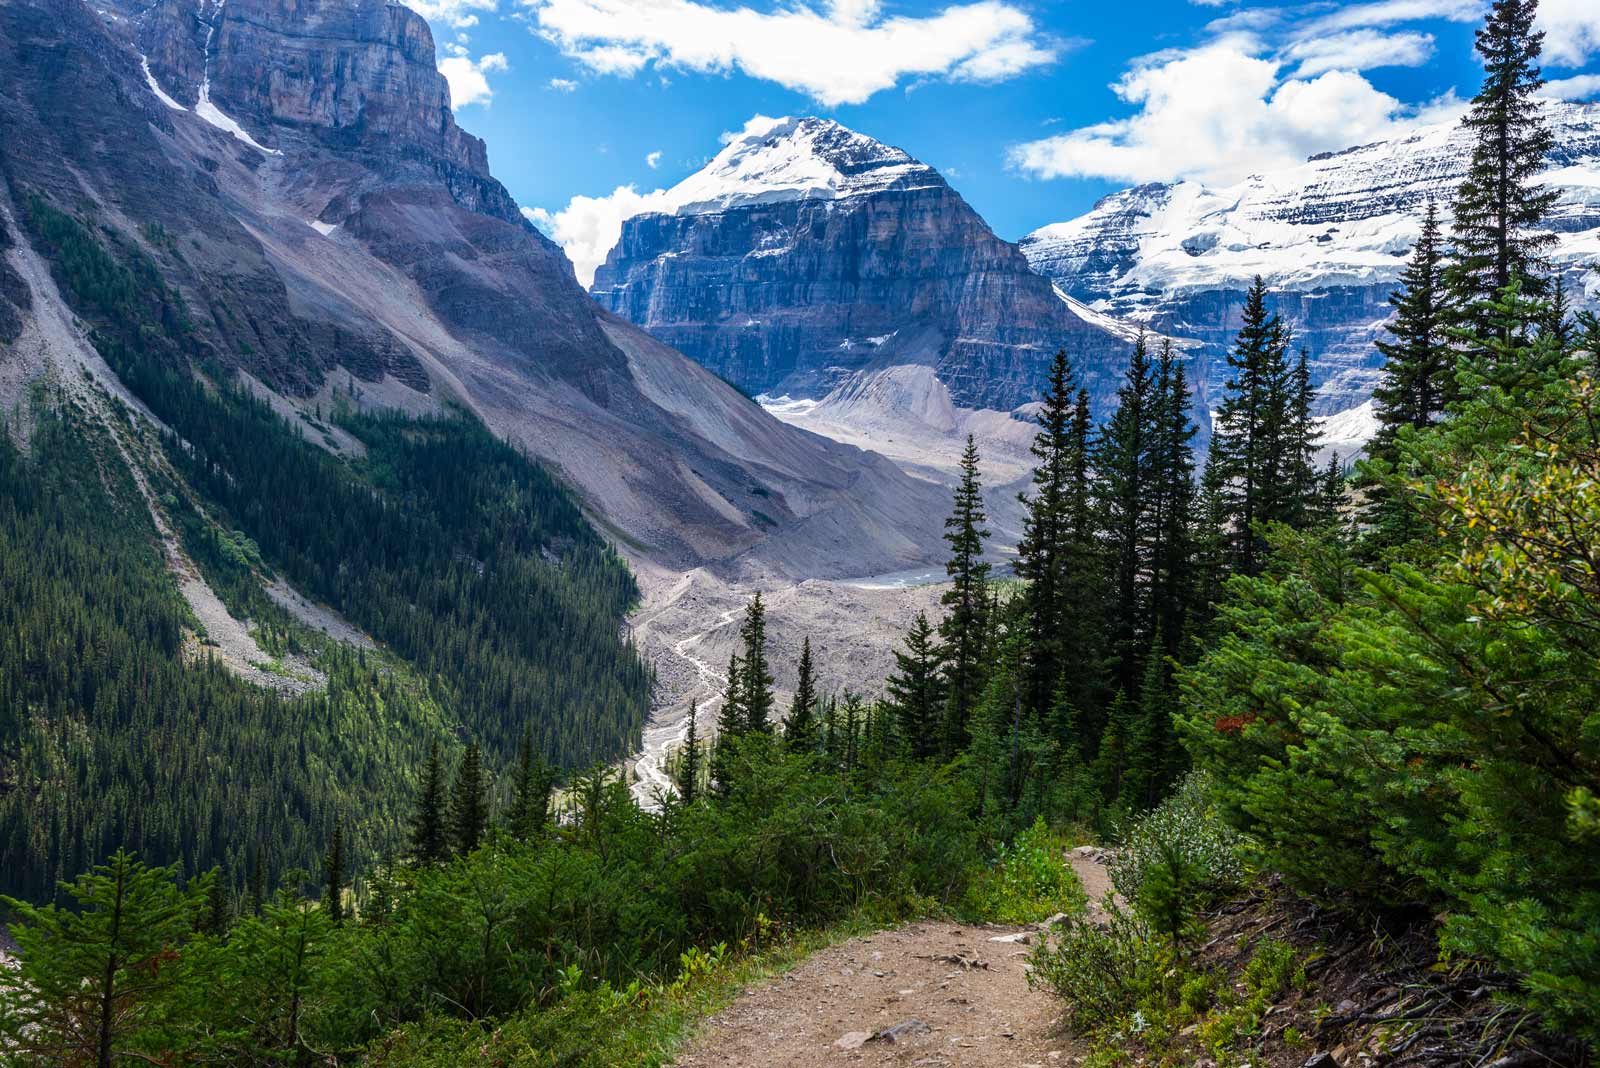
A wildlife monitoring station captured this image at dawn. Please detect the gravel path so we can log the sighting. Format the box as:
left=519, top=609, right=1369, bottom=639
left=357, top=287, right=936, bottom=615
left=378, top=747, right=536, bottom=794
left=672, top=853, right=1112, bottom=1067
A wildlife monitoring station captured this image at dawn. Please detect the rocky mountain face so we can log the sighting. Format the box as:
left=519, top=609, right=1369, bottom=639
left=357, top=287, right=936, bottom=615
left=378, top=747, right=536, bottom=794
left=590, top=117, right=1135, bottom=414
left=0, top=0, right=950, bottom=578
left=1021, top=102, right=1600, bottom=415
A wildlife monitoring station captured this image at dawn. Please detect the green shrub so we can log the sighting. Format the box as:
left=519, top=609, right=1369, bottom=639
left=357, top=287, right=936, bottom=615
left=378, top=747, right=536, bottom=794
left=1108, top=773, right=1245, bottom=909
left=964, top=818, right=1087, bottom=923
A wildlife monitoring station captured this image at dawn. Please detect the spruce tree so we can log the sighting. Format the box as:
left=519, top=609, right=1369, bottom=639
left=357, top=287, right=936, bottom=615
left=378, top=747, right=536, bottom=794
left=1371, top=200, right=1457, bottom=454
left=785, top=637, right=819, bottom=753
left=886, top=613, right=948, bottom=760
left=203, top=866, right=230, bottom=936
left=508, top=728, right=553, bottom=842
left=675, top=702, right=702, bottom=803
left=711, top=652, right=745, bottom=795
left=1096, top=332, right=1159, bottom=693
left=939, top=434, right=991, bottom=755
left=737, top=594, right=775, bottom=734
left=0, top=851, right=202, bottom=1068
left=1207, top=278, right=1319, bottom=577
left=1149, top=344, right=1198, bottom=654
left=447, top=741, right=486, bottom=857
left=1016, top=351, right=1102, bottom=723
left=410, top=738, right=449, bottom=865
left=1446, top=0, right=1557, bottom=323
left=321, top=817, right=345, bottom=924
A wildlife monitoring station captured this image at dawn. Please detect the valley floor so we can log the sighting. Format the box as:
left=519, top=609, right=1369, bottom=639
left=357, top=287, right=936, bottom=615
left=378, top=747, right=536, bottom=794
left=623, top=558, right=946, bottom=804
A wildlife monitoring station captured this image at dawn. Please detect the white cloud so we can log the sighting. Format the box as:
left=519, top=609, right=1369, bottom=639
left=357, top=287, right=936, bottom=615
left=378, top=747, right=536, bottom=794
left=526, top=185, right=674, bottom=286
left=405, top=0, right=497, bottom=30
left=438, top=52, right=508, bottom=108
left=549, top=77, right=579, bottom=91
left=646, top=150, right=663, bottom=168
left=1539, top=0, right=1600, bottom=67
left=1546, top=73, right=1600, bottom=101
left=1301, top=0, right=1482, bottom=35
left=1282, top=29, right=1434, bottom=78
left=523, top=0, right=1057, bottom=106
left=1007, top=42, right=1419, bottom=186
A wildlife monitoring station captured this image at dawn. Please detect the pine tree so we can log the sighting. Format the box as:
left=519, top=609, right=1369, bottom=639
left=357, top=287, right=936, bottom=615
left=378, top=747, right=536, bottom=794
left=1446, top=0, right=1557, bottom=324
left=321, top=817, right=346, bottom=924
left=508, top=727, right=553, bottom=842
left=886, top=612, right=948, bottom=760
left=0, top=851, right=202, bottom=1068
left=785, top=637, right=819, bottom=754
left=447, top=741, right=486, bottom=857
left=675, top=702, right=702, bottom=803
left=1371, top=200, right=1457, bottom=455
left=939, top=434, right=991, bottom=756
left=410, top=738, right=449, bottom=865
left=1123, top=631, right=1175, bottom=811
left=738, top=594, right=775, bottom=734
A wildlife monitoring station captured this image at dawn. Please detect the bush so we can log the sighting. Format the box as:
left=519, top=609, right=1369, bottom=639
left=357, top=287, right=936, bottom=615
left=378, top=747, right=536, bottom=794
left=964, top=818, right=1087, bottom=923
left=1108, top=773, right=1245, bottom=908
left=1026, top=900, right=1167, bottom=1031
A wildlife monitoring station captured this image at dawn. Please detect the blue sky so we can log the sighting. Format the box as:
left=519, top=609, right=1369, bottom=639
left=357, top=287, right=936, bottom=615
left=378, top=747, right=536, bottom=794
left=408, top=0, right=1600, bottom=282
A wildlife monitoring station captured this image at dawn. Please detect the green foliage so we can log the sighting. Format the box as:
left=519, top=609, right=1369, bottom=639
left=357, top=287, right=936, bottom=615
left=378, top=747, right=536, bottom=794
left=1026, top=899, right=1167, bottom=1032
left=963, top=818, right=1087, bottom=924
left=3, top=747, right=985, bottom=1066
left=1107, top=773, right=1246, bottom=908
left=0, top=850, right=206, bottom=1067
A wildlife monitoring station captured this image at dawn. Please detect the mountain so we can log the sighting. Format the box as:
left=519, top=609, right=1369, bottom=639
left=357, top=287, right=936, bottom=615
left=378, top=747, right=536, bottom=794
left=1021, top=101, right=1600, bottom=415
left=0, top=0, right=951, bottom=580
left=589, top=116, right=1136, bottom=415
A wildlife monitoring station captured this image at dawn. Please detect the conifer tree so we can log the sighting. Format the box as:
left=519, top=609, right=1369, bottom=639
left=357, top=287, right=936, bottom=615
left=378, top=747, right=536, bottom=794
left=675, top=702, right=702, bottom=804
left=785, top=637, right=819, bottom=753
left=886, top=613, right=948, bottom=760
left=1149, top=344, right=1198, bottom=654
left=321, top=817, right=346, bottom=924
left=204, top=866, right=230, bottom=936
left=939, top=434, right=991, bottom=755
left=1446, top=0, right=1557, bottom=324
left=1092, top=693, right=1134, bottom=809
left=711, top=652, right=745, bottom=795
left=738, top=594, right=775, bottom=734
left=1371, top=200, right=1456, bottom=455
left=447, top=741, right=486, bottom=857
left=1123, top=631, right=1176, bottom=811
left=508, top=727, right=553, bottom=842
left=1016, top=351, right=1102, bottom=721
left=1096, top=332, right=1159, bottom=693
left=411, top=738, right=449, bottom=865
left=0, top=851, right=203, bottom=1068
left=1207, top=279, right=1320, bottom=577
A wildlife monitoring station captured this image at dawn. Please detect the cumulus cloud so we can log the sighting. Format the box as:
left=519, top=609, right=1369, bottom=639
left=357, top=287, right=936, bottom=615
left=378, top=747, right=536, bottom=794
left=1007, top=42, right=1418, bottom=186
left=405, top=0, right=497, bottom=30
left=439, top=52, right=508, bottom=108
left=522, top=0, right=1058, bottom=106
left=1281, top=28, right=1434, bottom=78
left=1539, top=0, right=1600, bottom=67
left=525, top=186, right=674, bottom=286
left=1546, top=73, right=1600, bottom=101
left=549, top=77, right=579, bottom=91
left=646, top=150, right=663, bottom=168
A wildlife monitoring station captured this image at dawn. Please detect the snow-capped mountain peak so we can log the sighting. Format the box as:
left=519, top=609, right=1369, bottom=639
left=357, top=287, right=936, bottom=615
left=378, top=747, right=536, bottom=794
left=661, top=116, right=943, bottom=216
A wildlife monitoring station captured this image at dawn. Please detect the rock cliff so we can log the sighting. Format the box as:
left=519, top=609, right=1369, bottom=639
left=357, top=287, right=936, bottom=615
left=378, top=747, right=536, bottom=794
left=0, top=0, right=950, bottom=578
left=590, top=117, right=1136, bottom=414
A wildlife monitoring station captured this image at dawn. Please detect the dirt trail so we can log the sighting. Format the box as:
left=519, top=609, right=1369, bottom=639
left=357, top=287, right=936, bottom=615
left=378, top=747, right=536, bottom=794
left=673, top=853, right=1111, bottom=1067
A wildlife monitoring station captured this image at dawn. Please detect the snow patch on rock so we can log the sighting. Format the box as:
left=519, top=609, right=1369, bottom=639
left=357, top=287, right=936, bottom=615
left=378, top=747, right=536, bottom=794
left=140, top=55, right=185, bottom=111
